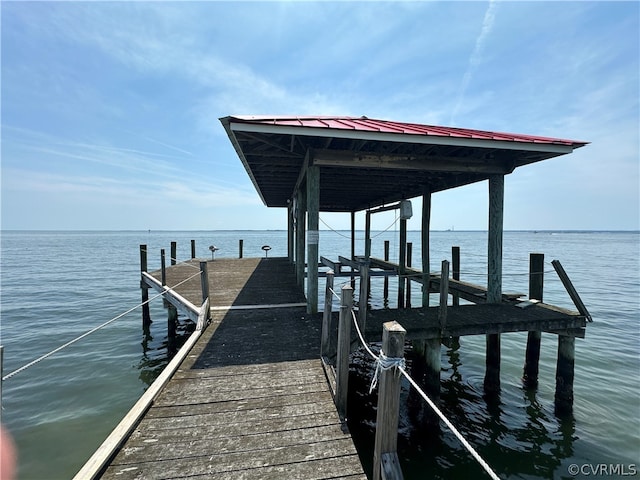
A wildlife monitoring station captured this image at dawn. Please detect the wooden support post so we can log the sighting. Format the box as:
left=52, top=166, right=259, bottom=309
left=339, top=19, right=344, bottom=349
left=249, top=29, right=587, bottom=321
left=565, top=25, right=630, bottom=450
left=190, top=240, right=196, bottom=259
left=524, top=253, right=544, bottom=388
left=160, top=249, right=167, bottom=286
left=365, top=210, right=372, bottom=259
left=451, top=246, right=460, bottom=307
left=321, top=270, right=335, bottom=360
left=199, top=261, right=210, bottom=305
left=422, top=189, right=431, bottom=308
left=170, top=242, right=177, bottom=266
left=296, top=189, right=306, bottom=288
left=167, top=304, right=177, bottom=356
left=140, top=245, right=151, bottom=328
left=406, top=243, right=412, bottom=308
left=239, top=239, right=244, bottom=259
left=336, top=284, right=353, bottom=421
left=373, top=321, right=406, bottom=480
left=350, top=211, right=356, bottom=289
left=485, top=175, right=504, bottom=394
left=383, top=240, right=390, bottom=306
left=555, top=334, right=575, bottom=414
left=397, top=218, right=407, bottom=309
left=288, top=203, right=294, bottom=263
left=438, top=260, right=449, bottom=333
left=307, top=163, right=320, bottom=314
left=358, top=260, right=370, bottom=334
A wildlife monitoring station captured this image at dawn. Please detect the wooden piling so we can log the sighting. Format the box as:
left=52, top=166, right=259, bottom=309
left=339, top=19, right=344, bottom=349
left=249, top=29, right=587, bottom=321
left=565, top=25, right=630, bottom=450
left=321, top=270, right=335, bottom=360
left=307, top=162, right=320, bottom=314
left=438, top=260, right=449, bottom=333
left=484, top=334, right=501, bottom=394
left=239, top=239, right=244, bottom=259
left=452, top=246, right=460, bottom=307
left=555, top=334, right=575, bottom=414
left=167, top=304, right=177, bottom=356
left=190, top=240, right=196, bottom=259
left=336, top=284, right=353, bottom=421
left=383, top=240, right=390, bottom=305
left=161, top=249, right=167, bottom=286
left=199, top=261, right=210, bottom=306
left=398, top=218, right=407, bottom=309
left=358, top=260, right=370, bottom=334
left=140, top=245, right=151, bottom=328
left=422, top=189, right=431, bottom=308
left=373, top=321, right=406, bottom=480
left=406, top=243, right=412, bottom=308
left=170, top=242, right=177, bottom=266
left=523, top=253, right=544, bottom=388
left=485, top=175, right=504, bottom=394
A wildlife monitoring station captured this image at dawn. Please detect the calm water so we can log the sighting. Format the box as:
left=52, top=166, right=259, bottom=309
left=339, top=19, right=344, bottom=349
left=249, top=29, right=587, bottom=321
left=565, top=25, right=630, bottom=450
left=1, top=230, right=638, bottom=479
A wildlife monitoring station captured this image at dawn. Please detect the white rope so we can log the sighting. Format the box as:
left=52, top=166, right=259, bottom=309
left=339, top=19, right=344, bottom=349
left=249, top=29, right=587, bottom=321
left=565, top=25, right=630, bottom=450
left=328, top=287, right=341, bottom=301
left=399, top=367, right=501, bottom=480
left=2, top=269, right=203, bottom=382
left=369, top=350, right=406, bottom=394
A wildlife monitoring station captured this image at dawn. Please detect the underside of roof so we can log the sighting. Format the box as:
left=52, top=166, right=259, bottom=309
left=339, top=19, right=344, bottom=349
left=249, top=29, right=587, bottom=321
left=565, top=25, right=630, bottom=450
left=220, top=115, right=588, bottom=212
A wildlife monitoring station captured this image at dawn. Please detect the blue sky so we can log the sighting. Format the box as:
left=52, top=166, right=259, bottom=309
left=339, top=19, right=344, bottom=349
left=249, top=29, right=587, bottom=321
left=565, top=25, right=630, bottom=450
left=1, top=1, right=638, bottom=231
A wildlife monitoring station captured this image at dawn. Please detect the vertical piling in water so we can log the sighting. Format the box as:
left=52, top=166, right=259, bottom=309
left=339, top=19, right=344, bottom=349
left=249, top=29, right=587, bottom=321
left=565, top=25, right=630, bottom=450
left=485, top=175, right=504, bottom=394
left=449, top=246, right=461, bottom=348
left=239, top=239, right=244, bottom=259
left=167, top=304, right=178, bottom=356
left=383, top=240, right=390, bottom=306
left=523, top=253, right=544, bottom=388
left=140, top=245, right=151, bottom=328
left=397, top=218, right=407, bottom=308
left=373, top=321, right=406, bottom=480
left=555, top=335, right=575, bottom=414
left=336, top=284, right=353, bottom=421
left=170, top=242, right=177, bottom=266
left=358, top=260, right=370, bottom=333
left=406, top=243, right=412, bottom=308
left=160, top=249, right=167, bottom=286
left=191, top=240, right=196, bottom=259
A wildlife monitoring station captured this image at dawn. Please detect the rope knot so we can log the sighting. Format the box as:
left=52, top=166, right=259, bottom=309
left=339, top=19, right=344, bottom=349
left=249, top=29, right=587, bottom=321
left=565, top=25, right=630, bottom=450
left=369, top=350, right=406, bottom=393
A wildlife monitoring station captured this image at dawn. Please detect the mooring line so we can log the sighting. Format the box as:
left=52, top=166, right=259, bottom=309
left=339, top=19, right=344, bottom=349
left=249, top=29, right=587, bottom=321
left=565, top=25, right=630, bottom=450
left=2, top=269, right=203, bottom=382
left=348, top=308, right=501, bottom=480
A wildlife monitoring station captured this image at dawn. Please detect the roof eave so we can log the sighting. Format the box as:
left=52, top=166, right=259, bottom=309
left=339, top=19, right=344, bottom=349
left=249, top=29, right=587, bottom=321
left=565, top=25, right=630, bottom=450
left=227, top=120, right=580, bottom=155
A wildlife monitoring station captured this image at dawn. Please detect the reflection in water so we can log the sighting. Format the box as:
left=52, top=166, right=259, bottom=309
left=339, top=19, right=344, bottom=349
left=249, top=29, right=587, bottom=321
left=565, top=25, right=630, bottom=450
left=137, top=308, right=196, bottom=388
left=347, top=341, right=579, bottom=480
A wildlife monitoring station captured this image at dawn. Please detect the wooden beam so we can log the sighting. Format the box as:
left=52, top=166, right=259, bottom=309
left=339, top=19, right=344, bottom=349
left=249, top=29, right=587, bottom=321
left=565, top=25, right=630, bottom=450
left=314, top=149, right=515, bottom=174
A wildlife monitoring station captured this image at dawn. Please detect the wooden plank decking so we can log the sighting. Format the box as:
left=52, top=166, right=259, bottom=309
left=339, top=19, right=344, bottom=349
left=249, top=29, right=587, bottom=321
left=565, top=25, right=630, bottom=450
left=100, top=258, right=365, bottom=480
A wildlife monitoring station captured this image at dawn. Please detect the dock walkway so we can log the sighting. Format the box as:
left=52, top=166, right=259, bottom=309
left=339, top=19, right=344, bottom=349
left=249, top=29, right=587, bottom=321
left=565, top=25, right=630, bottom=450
left=100, top=257, right=365, bottom=479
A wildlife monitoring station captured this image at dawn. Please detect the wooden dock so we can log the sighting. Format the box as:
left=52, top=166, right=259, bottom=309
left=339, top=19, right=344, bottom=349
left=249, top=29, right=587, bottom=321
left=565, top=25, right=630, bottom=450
left=96, top=257, right=366, bottom=480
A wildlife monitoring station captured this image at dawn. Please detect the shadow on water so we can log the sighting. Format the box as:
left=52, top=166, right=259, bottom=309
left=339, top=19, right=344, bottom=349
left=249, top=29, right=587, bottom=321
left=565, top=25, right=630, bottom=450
left=346, top=342, right=578, bottom=480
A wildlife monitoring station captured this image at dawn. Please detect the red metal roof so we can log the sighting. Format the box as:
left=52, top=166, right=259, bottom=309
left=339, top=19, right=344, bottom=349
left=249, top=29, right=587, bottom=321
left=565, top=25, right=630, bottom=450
left=230, top=115, right=589, bottom=147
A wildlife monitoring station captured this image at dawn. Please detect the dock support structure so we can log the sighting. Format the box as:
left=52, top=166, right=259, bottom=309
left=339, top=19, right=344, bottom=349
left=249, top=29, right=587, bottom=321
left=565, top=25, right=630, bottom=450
left=140, top=245, right=151, bottom=329
left=373, top=321, right=406, bottom=480
left=555, top=335, right=575, bottom=414
left=485, top=174, right=504, bottom=394
left=422, top=189, right=431, bottom=307
left=307, top=161, right=320, bottom=314
left=336, top=284, right=353, bottom=421
left=523, top=253, right=544, bottom=388
left=295, top=189, right=306, bottom=289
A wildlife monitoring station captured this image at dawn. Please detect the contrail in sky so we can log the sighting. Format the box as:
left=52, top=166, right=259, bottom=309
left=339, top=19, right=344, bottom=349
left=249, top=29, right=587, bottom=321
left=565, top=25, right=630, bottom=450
left=450, top=0, right=498, bottom=125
